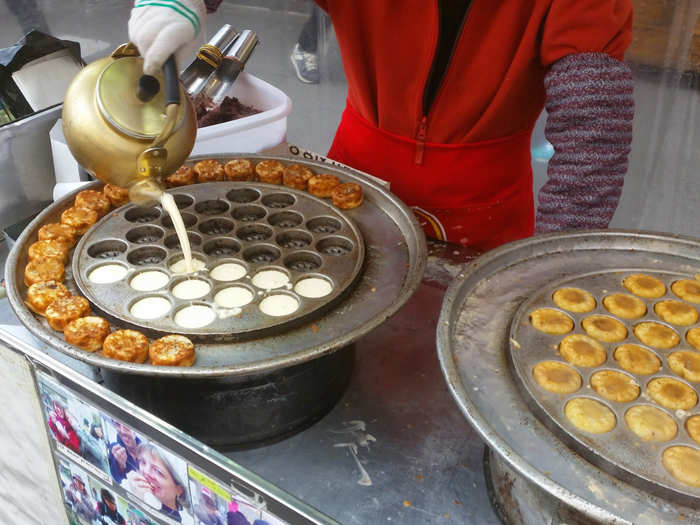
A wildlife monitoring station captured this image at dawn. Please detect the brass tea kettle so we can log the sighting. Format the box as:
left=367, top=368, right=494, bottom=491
left=62, top=43, right=196, bottom=199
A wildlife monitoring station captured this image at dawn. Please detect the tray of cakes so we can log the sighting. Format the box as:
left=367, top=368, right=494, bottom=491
left=437, top=230, right=700, bottom=522
left=6, top=153, right=426, bottom=377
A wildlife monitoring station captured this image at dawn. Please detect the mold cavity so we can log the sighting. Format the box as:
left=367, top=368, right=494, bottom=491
left=203, top=238, right=240, bottom=256
left=174, top=304, right=215, bottom=329
left=199, top=218, right=234, bottom=236
left=126, top=225, right=164, bottom=244
left=276, top=230, right=312, bottom=249
left=173, top=194, right=194, bottom=209
left=210, top=262, right=247, bottom=282
left=87, top=239, right=127, bottom=259
left=162, top=212, right=196, bottom=229
left=130, top=296, right=171, bottom=320
left=307, top=217, right=342, bottom=234
left=169, top=256, right=206, bottom=274
left=317, top=236, right=354, bottom=256
left=164, top=231, right=201, bottom=249
left=171, top=278, right=211, bottom=300
left=261, top=193, right=295, bottom=208
left=268, top=211, right=303, bottom=228
left=130, top=270, right=170, bottom=291
left=88, top=264, right=128, bottom=284
left=236, top=224, right=273, bottom=242
left=227, top=187, right=260, bottom=203
left=214, top=286, right=254, bottom=308
left=243, top=245, right=280, bottom=264
left=195, top=199, right=229, bottom=215
left=284, top=251, right=322, bottom=272
left=259, top=294, right=299, bottom=317
left=125, top=206, right=161, bottom=223
left=295, top=277, right=333, bottom=298
left=127, top=246, right=167, bottom=266
left=251, top=269, right=290, bottom=290
left=232, top=205, right=266, bottom=222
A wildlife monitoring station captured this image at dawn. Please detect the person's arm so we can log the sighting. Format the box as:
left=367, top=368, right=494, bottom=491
left=536, top=0, right=634, bottom=233
left=536, top=52, right=634, bottom=232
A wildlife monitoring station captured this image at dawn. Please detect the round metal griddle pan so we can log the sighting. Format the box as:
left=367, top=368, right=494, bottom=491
left=6, top=153, right=426, bottom=378
left=437, top=230, right=700, bottom=523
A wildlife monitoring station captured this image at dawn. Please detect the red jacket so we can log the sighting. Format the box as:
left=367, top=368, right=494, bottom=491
left=317, top=0, right=633, bottom=250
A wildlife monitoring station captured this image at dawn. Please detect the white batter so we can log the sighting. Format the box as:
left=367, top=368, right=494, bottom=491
left=170, top=258, right=205, bottom=274
left=88, top=264, right=127, bottom=284
left=172, top=279, right=211, bottom=300
left=259, top=294, right=299, bottom=317
left=130, top=270, right=169, bottom=291
left=294, top=277, right=333, bottom=298
left=130, top=296, right=171, bottom=320
left=160, top=193, right=194, bottom=272
left=251, top=269, right=289, bottom=290
left=210, top=262, right=247, bottom=282
left=174, top=304, right=215, bottom=329
left=214, top=286, right=254, bottom=308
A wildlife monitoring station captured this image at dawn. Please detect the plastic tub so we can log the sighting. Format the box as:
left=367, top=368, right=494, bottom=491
left=192, top=71, right=292, bottom=155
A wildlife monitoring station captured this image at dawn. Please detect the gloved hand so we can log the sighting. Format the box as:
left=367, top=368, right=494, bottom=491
left=128, top=0, right=207, bottom=75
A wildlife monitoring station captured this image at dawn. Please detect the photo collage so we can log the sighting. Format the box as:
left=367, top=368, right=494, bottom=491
left=37, top=372, right=289, bottom=525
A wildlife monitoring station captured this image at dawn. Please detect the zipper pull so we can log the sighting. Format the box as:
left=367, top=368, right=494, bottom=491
left=415, top=116, right=427, bottom=165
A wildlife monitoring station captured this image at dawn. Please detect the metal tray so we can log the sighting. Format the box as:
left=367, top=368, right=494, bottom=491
left=6, top=153, right=426, bottom=377
left=436, top=230, right=700, bottom=523
left=509, top=269, right=700, bottom=505
left=72, top=182, right=364, bottom=341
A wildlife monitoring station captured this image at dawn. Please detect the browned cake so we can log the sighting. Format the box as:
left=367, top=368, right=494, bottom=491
left=45, top=296, right=90, bottom=331
left=149, top=334, right=196, bottom=366
left=103, top=184, right=130, bottom=207
left=255, top=159, right=285, bottom=184
left=308, top=174, right=341, bottom=198
left=166, top=165, right=196, bottom=187
left=102, top=329, right=150, bottom=363
left=282, top=163, right=314, bottom=190
left=24, top=258, right=65, bottom=287
left=37, top=223, right=77, bottom=248
left=25, top=281, right=71, bottom=315
left=654, top=300, right=699, bottom=326
left=582, top=315, right=627, bottom=342
left=60, top=206, right=98, bottom=235
left=75, top=189, right=111, bottom=217
left=688, top=327, right=700, bottom=351
left=194, top=159, right=224, bottom=183
left=64, top=316, right=111, bottom=352
left=332, top=182, right=364, bottom=209
left=224, top=159, right=255, bottom=181
left=671, top=279, right=700, bottom=303
left=28, top=239, right=69, bottom=263
left=623, top=274, right=666, bottom=298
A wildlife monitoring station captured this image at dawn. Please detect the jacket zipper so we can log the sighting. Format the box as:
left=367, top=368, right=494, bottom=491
left=415, top=1, right=473, bottom=164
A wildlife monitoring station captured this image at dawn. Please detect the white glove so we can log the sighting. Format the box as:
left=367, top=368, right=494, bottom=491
left=128, top=0, right=207, bottom=75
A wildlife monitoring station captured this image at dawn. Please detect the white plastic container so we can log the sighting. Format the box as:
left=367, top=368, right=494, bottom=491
left=192, top=71, right=292, bottom=155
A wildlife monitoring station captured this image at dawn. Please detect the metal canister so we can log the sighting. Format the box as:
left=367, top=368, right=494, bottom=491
left=201, top=30, right=259, bottom=105
left=180, top=24, right=240, bottom=97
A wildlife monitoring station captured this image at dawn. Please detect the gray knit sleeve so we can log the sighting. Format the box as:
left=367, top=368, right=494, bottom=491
left=535, top=52, right=634, bottom=233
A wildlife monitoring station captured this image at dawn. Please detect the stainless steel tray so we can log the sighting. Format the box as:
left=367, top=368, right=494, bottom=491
left=6, top=153, right=426, bottom=377
left=72, top=182, right=364, bottom=341
left=437, top=230, right=700, bottom=523
left=509, top=269, right=700, bottom=505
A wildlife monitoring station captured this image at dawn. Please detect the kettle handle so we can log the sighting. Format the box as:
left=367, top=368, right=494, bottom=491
left=136, top=55, right=181, bottom=106
left=162, top=56, right=180, bottom=106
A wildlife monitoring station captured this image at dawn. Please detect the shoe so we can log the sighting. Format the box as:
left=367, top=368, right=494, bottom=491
left=290, top=43, right=319, bottom=84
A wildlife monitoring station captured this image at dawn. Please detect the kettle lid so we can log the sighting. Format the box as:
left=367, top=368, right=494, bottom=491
left=96, top=56, right=186, bottom=139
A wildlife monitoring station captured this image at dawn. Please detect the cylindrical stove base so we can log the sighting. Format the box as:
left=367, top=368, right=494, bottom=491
left=99, top=346, right=355, bottom=449
left=484, top=447, right=607, bottom=525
